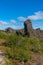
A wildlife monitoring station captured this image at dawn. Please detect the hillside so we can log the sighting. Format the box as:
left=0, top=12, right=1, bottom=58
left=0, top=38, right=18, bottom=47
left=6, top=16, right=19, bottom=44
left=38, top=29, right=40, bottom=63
left=0, top=19, right=43, bottom=65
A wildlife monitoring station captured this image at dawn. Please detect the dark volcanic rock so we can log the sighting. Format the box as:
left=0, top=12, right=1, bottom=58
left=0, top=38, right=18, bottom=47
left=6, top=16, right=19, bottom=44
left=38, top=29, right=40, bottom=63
left=16, top=29, right=24, bottom=35
left=4, top=19, right=43, bottom=39
left=24, top=19, right=43, bottom=39
left=24, top=19, right=35, bottom=37
left=34, top=28, right=41, bottom=39
left=5, top=27, right=24, bottom=35
left=5, top=27, right=16, bottom=33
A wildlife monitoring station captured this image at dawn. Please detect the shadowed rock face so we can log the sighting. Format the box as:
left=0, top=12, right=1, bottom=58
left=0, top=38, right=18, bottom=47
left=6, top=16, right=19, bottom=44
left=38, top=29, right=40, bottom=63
left=24, top=19, right=35, bottom=37
left=16, top=29, right=24, bottom=35
left=24, top=19, right=43, bottom=39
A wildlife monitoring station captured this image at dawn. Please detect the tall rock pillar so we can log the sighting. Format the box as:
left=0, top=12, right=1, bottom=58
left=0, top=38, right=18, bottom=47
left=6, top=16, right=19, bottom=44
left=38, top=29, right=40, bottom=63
left=24, top=19, right=34, bottom=37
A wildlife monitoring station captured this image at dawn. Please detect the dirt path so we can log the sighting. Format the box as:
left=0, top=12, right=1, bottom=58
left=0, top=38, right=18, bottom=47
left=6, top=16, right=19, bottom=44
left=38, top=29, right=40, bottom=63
left=0, top=46, right=5, bottom=65
left=0, top=50, right=5, bottom=65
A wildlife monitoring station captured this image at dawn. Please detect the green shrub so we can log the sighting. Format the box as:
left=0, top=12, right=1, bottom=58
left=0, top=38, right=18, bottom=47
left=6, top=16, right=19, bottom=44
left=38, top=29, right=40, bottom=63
left=5, top=60, right=12, bottom=65
left=0, top=32, right=9, bottom=39
left=4, top=34, right=43, bottom=63
left=28, top=38, right=41, bottom=52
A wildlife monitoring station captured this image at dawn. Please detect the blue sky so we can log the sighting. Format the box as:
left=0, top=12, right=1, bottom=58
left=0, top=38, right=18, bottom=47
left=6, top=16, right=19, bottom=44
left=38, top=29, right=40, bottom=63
left=0, top=0, right=43, bottom=30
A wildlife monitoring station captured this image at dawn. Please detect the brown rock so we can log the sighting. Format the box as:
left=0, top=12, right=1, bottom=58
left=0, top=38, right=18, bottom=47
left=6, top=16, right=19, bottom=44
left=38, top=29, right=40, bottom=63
left=5, top=27, right=16, bottom=33
left=24, top=19, right=43, bottom=39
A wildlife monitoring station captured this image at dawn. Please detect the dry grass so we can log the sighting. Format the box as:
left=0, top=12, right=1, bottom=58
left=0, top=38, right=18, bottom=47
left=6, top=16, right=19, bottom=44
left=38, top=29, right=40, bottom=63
left=0, top=46, right=6, bottom=52
left=0, top=39, right=6, bottom=44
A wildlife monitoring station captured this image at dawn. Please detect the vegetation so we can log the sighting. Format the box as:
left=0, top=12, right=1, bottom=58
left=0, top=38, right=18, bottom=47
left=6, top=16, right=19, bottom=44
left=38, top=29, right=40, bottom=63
left=0, top=32, right=43, bottom=65
left=5, top=60, right=13, bottom=65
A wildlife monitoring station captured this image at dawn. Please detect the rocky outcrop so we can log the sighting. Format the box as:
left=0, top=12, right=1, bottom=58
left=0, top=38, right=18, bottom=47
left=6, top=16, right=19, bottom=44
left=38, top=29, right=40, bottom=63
left=2, top=19, right=43, bottom=39
left=5, top=27, right=24, bottom=35
left=24, top=19, right=35, bottom=37
left=16, top=29, right=24, bottom=35
left=24, top=19, right=43, bottom=39
left=5, top=27, right=16, bottom=33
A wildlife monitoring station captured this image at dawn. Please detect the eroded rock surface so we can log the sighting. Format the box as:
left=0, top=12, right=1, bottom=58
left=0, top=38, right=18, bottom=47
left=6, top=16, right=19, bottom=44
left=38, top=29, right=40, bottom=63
left=24, top=19, right=43, bottom=39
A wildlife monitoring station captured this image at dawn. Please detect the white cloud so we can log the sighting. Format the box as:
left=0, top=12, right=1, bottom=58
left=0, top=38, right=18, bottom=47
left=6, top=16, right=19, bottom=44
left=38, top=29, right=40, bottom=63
left=28, top=11, right=43, bottom=20
left=10, top=20, right=16, bottom=24
left=18, top=16, right=26, bottom=21
left=33, top=23, right=43, bottom=27
left=0, top=21, right=8, bottom=26
left=0, top=11, right=43, bottom=30
left=18, top=11, right=43, bottom=21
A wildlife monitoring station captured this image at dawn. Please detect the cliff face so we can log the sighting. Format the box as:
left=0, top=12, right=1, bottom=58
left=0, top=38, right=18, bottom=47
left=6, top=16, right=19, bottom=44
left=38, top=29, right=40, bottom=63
left=24, top=19, right=43, bottom=39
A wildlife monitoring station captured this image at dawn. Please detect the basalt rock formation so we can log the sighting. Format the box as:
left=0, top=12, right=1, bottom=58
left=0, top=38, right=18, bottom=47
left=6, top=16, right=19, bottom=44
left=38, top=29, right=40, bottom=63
left=3, top=19, right=43, bottom=39
left=24, top=19, right=34, bottom=37
left=24, top=19, right=43, bottom=39
left=5, top=27, right=24, bottom=35
left=5, top=27, right=16, bottom=33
